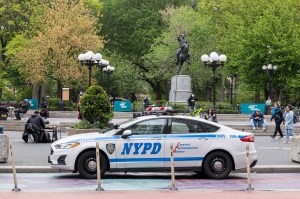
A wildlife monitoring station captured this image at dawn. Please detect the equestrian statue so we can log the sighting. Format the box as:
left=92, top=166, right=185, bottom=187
left=175, top=33, right=191, bottom=75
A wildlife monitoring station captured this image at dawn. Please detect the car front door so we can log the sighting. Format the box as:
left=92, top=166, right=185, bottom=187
left=165, top=118, right=218, bottom=168
left=115, top=118, right=167, bottom=168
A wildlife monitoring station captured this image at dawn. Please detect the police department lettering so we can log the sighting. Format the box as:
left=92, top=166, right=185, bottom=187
left=121, top=142, right=162, bottom=155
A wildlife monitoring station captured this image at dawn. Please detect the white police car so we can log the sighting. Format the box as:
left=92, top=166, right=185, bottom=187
left=49, top=115, right=257, bottom=179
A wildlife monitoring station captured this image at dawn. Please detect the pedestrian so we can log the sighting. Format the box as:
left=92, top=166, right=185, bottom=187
left=283, top=104, right=294, bottom=144
left=14, top=99, right=30, bottom=120
left=250, top=109, right=266, bottom=131
left=270, top=102, right=284, bottom=139
left=40, top=96, right=49, bottom=119
left=142, top=97, right=150, bottom=110
left=204, top=107, right=217, bottom=122
left=264, top=97, right=272, bottom=114
left=77, top=91, right=84, bottom=119
left=237, top=103, right=241, bottom=114
left=187, top=94, right=197, bottom=113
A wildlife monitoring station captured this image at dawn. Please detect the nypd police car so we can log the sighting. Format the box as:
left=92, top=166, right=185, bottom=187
left=49, top=115, right=257, bottom=179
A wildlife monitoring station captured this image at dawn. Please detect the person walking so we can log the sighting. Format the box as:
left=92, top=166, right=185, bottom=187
left=187, top=94, right=196, bottom=113
left=270, top=102, right=284, bottom=139
left=204, top=108, right=217, bottom=122
left=283, top=104, right=294, bottom=144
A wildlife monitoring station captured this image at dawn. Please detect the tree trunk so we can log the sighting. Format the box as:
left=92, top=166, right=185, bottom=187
left=205, top=84, right=211, bottom=101
left=254, top=90, right=260, bottom=103
left=39, top=82, right=46, bottom=101
left=220, top=75, right=225, bottom=102
left=32, top=84, right=39, bottom=99
left=164, top=80, right=169, bottom=101
left=57, top=81, right=62, bottom=99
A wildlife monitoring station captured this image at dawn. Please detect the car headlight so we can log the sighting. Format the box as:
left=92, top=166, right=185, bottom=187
left=54, top=142, right=80, bottom=149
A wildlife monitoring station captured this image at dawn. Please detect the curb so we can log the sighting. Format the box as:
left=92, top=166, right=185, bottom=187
left=1, top=165, right=300, bottom=173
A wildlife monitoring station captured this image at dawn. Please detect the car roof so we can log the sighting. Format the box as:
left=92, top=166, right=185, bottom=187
left=119, top=115, right=225, bottom=129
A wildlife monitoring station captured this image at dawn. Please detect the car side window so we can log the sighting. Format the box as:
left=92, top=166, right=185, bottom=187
left=128, top=119, right=166, bottom=135
left=171, top=119, right=206, bottom=134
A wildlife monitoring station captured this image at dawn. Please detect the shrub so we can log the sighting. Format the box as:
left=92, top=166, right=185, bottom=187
left=80, top=86, right=113, bottom=128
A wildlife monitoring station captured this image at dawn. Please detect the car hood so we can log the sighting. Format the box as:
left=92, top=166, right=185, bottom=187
left=52, top=132, right=118, bottom=145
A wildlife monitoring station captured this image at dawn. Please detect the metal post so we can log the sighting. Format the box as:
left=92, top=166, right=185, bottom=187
left=246, top=144, right=254, bottom=191
left=212, top=67, right=216, bottom=113
left=88, top=63, right=92, bottom=87
left=107, top=72, right=110, bottom=96
left=9, top=143, right=21, bottom=192
left=170, top=143, right=177, bottom=191
left=230, top=76, right=233, bottom=106
left=95, top=142, right=104, bottom=191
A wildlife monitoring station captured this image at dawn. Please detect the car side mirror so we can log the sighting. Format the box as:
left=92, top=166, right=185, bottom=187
left=121, top=129, right=132, bottom=139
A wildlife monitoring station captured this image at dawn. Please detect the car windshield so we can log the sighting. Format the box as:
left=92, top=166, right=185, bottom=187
left=101, top=117, right=141, bottom=135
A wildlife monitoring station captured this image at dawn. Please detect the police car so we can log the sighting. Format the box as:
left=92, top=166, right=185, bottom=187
left=49, top=115, right=257, bottom=179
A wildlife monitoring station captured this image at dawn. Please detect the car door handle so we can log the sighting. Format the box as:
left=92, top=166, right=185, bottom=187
left=198, top=138, right=208, bottom=140
left=151, top=138, right=162, bottom=140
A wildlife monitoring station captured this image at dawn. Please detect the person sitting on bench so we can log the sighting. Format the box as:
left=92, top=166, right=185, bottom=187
left=15, top=99, right=30, bottom=120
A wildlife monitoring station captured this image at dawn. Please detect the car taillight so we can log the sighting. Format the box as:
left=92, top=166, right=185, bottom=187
left=240, top=135, right=255, bottom=142
left=159, top=107, right=165, bottom=110
left=146, top=107, right=152, bottom=111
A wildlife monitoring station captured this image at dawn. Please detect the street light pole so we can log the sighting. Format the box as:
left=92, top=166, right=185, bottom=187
left=98, top=59, right=109, bottom=84
left=103, top=65, right=115, bottom=96
left=201, top=52, right=227, bottom=113
left=262, top=64, right=277, bottom=99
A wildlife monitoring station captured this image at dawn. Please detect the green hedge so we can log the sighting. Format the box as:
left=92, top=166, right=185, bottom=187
left=48, top=98, right=75, bottom=111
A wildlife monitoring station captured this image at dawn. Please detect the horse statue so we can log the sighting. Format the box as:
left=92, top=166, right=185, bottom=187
left=175, top=34, right=191, bottom=75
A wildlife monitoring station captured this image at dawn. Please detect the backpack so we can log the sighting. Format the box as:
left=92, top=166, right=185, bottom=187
left=39, top=131, right=52, bottom=143
left=293, top=114, right=298, bottom=124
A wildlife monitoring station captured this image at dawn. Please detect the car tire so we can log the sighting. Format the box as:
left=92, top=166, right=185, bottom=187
left=77, top=150, right=107, bottom=179
left=202, top=151, right=232, bottom=179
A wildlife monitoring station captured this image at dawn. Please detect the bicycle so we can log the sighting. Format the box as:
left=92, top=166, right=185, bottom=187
left=183, top=106, right=203, bottom=117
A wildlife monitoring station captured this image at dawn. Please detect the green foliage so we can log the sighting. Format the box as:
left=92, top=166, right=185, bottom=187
left=71, top=119, right=98, bottom=129
left=80, top=86, right=113, bottom=128
left=47, top=98, right=75, bottom=111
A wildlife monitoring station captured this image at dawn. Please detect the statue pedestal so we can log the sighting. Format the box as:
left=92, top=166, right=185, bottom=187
left=169, top=75, right=192, bottom=103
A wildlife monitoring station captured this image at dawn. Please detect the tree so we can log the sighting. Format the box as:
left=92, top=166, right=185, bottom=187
left=80, top=85, right=113, bottom=128
left=198, top=0, right=300, bottom=103
left=99, top=0, right=190, bottom=99
left=11, top=0, right=103, bottom=98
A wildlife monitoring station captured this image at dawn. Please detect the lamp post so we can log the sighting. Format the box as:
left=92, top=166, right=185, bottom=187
left=201, top=52, right=227, bottom=113
left=98, top=59, right=109, bottom=83
left=103, top=65, right=115, bottom=96
left=262, top=64, right=277, bottom=98
left=78, top=51, right=103, bottom=87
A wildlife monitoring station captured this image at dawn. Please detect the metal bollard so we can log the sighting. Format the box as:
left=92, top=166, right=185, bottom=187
left=95, top=142, right=104, bottom=191
left=169, top=143, right=177, bottom=191
left=9, top=143, right=21, bottom=192
left=246, top=144, right=254, bottom=191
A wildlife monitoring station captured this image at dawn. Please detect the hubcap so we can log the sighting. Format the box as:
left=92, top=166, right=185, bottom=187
left=213, top=161, right=223, bottom=171
left=88, top=160, right=96, bottom=170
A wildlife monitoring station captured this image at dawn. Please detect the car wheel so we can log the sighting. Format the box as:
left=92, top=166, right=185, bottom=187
left=77, top=150, right=107, bottom=179
left=203, top=151, right=232, bottom=179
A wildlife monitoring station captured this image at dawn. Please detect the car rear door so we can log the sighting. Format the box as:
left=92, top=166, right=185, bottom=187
left=165, top=118, right=218, bottom=168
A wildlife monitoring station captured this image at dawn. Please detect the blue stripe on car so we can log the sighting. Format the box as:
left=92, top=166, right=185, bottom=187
left=109, top=157, right=203, bottom=163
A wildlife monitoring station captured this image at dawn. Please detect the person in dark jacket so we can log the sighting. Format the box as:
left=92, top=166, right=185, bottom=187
left=187, top=94, right=197, bottom=112
left=250, top=109, right=266, bottom=131
left=40, top=96, right=49, bottom=118
left=14, top=99, right=30, bottom=120
left=270, top=102, right=284, bottom=139
left=22, top=111, right=46, bottom=143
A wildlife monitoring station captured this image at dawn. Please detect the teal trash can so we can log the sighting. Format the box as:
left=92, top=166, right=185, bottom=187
left=0, top=125, right=3, bottom=134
